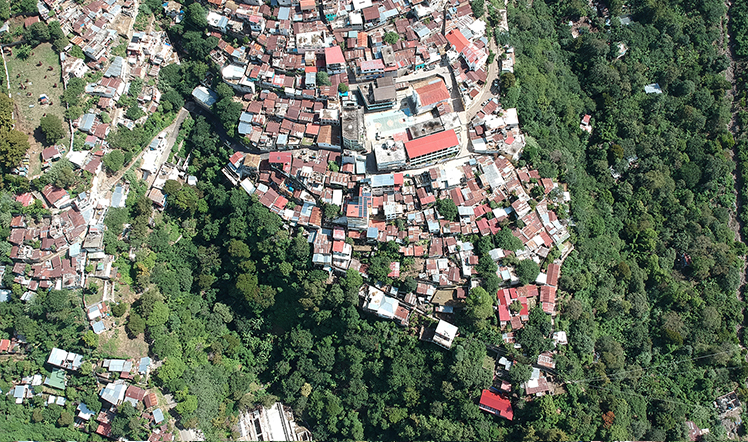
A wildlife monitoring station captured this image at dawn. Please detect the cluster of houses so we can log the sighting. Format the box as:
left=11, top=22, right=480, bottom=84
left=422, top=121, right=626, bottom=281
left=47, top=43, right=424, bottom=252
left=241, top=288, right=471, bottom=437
left=7, top=347, right=170, bottom=440
left=32, top=0, right=178, bottom=173
left=183, top=0, right=510, bottom=157
left=5, top=185, right=118, bottom=296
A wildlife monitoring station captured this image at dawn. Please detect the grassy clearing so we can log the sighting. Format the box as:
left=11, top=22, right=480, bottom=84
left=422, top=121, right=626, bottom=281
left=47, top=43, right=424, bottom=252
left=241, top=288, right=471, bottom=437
left=5, top=43, right=67, bottom=134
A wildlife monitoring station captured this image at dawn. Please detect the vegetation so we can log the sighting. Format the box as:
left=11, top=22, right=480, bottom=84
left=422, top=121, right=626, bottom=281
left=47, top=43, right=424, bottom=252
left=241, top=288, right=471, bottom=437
left=0, top=94, right=29, bottom=171
left=38, top=115, right=65, bottom=145
left=384, top=31, right=400, bottom=44
left=0, top=0, right=746, bottom=440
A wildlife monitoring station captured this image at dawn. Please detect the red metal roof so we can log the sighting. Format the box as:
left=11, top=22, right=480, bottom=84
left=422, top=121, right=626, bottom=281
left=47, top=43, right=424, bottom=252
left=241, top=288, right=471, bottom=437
left=415, top=80, right=450, bottom=108
left=324, top=45, right=345, bottom=65
left=404, top=129, right=459, bottom=160
left=479, top=390, right=513, bottom=420
left=268, top=152, right=292, bottom=164
left=445, top=29, right=469, bottom=52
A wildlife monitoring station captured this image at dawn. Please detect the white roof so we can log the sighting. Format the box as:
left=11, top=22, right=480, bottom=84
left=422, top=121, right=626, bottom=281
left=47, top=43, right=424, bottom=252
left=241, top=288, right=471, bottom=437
left=435, top=320, right=458, bottom=340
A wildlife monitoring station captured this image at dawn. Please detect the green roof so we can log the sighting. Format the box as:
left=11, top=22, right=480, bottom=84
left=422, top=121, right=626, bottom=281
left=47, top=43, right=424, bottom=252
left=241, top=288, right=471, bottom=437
left=44, top=368, right=67, bottom=390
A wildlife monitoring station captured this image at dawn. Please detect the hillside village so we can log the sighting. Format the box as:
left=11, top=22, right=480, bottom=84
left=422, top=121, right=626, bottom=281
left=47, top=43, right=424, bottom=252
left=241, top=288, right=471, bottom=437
left=1, top=0, right=575, bottom=436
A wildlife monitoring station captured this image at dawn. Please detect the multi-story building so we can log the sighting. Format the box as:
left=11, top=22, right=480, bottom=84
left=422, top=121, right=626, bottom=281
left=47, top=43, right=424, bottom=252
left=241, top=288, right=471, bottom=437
left=404, top=129, right=460, bottom=166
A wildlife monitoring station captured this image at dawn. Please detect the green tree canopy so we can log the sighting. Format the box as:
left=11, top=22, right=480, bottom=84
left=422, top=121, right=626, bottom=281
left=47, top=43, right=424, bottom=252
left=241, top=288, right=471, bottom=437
left=39, top=114, right=65, bottom=145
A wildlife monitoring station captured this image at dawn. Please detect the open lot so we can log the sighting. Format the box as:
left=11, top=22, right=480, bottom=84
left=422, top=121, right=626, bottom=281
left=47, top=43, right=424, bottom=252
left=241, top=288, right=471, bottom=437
left=5, top=43, right=67, bottom=133
left=5, top=42, right=69, bottom=178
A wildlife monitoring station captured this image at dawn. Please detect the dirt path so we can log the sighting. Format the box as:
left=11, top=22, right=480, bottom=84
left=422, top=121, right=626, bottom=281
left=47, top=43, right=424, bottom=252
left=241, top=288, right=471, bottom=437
left=721, top=0, right=748, bottom=315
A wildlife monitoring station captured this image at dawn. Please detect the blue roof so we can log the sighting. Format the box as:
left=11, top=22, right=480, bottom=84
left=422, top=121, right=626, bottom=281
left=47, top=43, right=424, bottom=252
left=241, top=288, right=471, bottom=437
left=104, top=56, right=124, bottom=78
left=191, top=86, right=219, bottom=107
left=239, top=112, right=253, bottom=123
left=138, top=357, right=151, bottom=373
left=80, top=113, right=96, bottom=132
left=367, top=227, right=378, bottom=238
left=370, top=174, right=395, bottom=188
left=69, top=243, right=81, bottom=257
left=278, top=6, right=291, bottom=20
left=153, top=408, right=164, bottom=424
left=13, top=385, right=25, bottom=398
left=92, top=321, right=106, bottom=334
left=238, top=122, right=253, bottom=135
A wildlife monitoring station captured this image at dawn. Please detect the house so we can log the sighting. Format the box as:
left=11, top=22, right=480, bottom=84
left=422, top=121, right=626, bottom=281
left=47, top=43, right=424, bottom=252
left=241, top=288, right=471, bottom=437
left=478, top=389, right=513, bottom=420
left=191, top=86, right=219, bottom=110
left=138, top=357, right=152, bottom=374
left=411, top=80, right=450, bottom=115
left=44, top=368, right=67, bottom=390
left=153, top=408, right=165, bottom=425
left=125, top=384, right=146, bottom=406
left=432, top=319, right=458, bottom=349
left=325, top=45, right=346, bottom=74
left=144, top=392, right=158, bottom=408
left=41, top=146, right=62, bottom=162
left=42, top=185, right=72, bottom=209
left=100, top=381, right=127, bottom=406
left=47, top=347, right=83, bottom=370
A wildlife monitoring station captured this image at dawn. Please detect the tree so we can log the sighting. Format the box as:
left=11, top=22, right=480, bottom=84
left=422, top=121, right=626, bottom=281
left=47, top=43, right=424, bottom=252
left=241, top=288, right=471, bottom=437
left=127, top=312, right=146, bottom=336
left=24, top=22, right=49, bottom=46
left=436, top=198, right=458, bottom=221
left=0, top=129, right=30, bottom=169
left=185, top=3, right=208, bottom=28
left=176, top=394, right=198, bottom=416
left=126, top=105, right=145, bottom=120
left=466, top=286, right=493, bottom=322
left=500, top=72, right=516, bottom=90
left=495, top=228, right=524, bottom=251
left=147, top=301, right=169, bottom=327
left=111, top=302, right=127, bottom=317
left=516, top=259, right=540, bottom=285
left=58, top=411, right=74, bottom=427
left=82, top=330, right=98, bottom=348
left=39, top=115, right=65, bottom=145
left=15, top=44, right=31, bottom=60
left=338, top=83, right=349, bottom=93
left=103, top=150, right=125, bottom=173
left=323, top=203, right=340, bottom=219
left=384, top=31, right=400, bottom=44
left=317, top=71, right=331, bottom=86
left=508, top=362, right=532, bottom=386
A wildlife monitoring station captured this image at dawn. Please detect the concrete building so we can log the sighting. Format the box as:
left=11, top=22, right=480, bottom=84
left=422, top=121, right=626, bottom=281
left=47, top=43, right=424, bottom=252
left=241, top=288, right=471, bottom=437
left=341, top=105, right=364, bottom=150
left=404, top=129, right=460, bottom=166
left=359, top=76, right=398, bottom=111
left=373, top=140, right=406, bottom=171
left=238, top=402, right=311, bottom=441
left=433, top=320, right=458, bottom=349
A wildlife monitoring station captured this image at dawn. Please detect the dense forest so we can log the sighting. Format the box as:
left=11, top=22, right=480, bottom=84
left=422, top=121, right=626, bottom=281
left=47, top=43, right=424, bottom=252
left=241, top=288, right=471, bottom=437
left=1, top=0, right=748, bottom=440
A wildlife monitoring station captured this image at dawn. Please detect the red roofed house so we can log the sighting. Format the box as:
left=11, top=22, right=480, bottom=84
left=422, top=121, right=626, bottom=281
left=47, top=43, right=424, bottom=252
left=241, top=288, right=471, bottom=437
left=41, top=146, right=61, bottom=162
left=267, top=152, right=292, bottom=174
left=412, top=79, right=450, bottom=114
left=498, top=304, right=510, bottom=327
left=445, top=29, right=469, bottom=53
left=404, top=129, right=460, bottom=167
left=42, top=184, right=71, bottom=209
left=15, top=193, right=34, bottom=207
left=24, top=16, right=40, bottom=28
left=144, top=392, right=158, bottom=408
left=479, top=389, right=513, bottom=420
left=0, top=339, right=10, bottom=352
left=325, top=45, right=346, bottom=74
left=546, top=263, right=560, bottom=287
